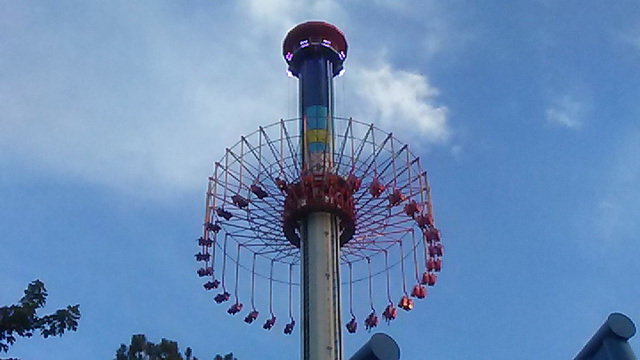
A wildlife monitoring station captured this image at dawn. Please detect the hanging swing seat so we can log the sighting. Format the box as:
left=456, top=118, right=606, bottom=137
left=365, top=312, right=379, bottom=330
left=214, top=291, right=231, bottom=303
left=263, top=316, right=276, bottom=330
left=244, top=310, right=259, bottom=324
left=194, top=252, right=210, bottom=262
left=284, top=320, right=295, bottom=334
left=216, top=207, right=233, bottom=220
left=346, top=317, right=357, bottom=333
left=398, top=295, right=414, bottom=311
left=368, top=178, right=385, bottom=198
left=382, top=304, right=397, bottom=322
left=250, top=184, right=268, bottom=199
left=197, top=267, right=213, bottom=277
left=203, top=280, right=220, bottom=290
left=227, top=302, right=243, bottom=315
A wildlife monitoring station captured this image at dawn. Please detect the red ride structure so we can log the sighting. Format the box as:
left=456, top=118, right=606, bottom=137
left=195, top=21, right=444, bottom=360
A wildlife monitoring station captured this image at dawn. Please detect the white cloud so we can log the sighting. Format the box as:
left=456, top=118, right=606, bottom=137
left=243, top=0, right=344, bottom=36
left=351, top=65, right=449, bottom=144
left=0, top=2, right=291, bottom=199
left=244, top=0, right=300, bottom=34
left=0, top=2, right=452, bottom=199
left=545, top=94, right=584, bottom=128
left=451, top=144, right=463, bottom=159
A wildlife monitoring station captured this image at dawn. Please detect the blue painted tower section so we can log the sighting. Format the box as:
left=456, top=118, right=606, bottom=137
left=283, top=22, right=346, bottom=174
left=299, top=58, right=333, bottom=172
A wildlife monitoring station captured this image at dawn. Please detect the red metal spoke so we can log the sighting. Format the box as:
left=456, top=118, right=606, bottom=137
left=333, top=117, right=353, bottom=174
left=214, top=161, right=285, bottom=217
left=280, top=119, right=302, bottom=176
left=355, top=170, right=426, bottom=227
left=259, top=126, right=288, bottom=181
left=352, top=141, right=408, bottom=205
left=241, top=136, right=290, bottom=195
left=349, top=124, right=375, bottom=175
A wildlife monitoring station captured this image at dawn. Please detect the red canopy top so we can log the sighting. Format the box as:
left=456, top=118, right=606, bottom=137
left=283, top=21, right=348, bottom=61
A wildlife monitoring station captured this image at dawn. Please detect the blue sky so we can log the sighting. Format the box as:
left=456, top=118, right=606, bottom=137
left=2, top=1, right=640, bottom=359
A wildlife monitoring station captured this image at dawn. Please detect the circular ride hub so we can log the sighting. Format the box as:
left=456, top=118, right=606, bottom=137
left=195, top=21, right=444, bottom=360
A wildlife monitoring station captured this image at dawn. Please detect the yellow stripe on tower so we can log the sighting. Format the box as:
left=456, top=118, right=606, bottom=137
left=307, top=129, right=329, bottom=144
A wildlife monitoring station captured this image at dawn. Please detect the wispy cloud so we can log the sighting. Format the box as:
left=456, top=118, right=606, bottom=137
left=0, top=2, right=452, bottom=199
left=352, top=65, right=449, bottom=144
left=598, top=128, right=640, bottom=243
left=0, top=2, right=292, bottom=198
left=244, top=0, right=343, bottom=31
left=545, top=94, right=585, bottom=129
left=618, top=25, right=640, bottom=52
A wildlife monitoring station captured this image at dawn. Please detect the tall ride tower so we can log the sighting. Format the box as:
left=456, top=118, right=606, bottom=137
left=196, top=21, right=444, bottom=360
left=283, top=22, right=348, bottom=360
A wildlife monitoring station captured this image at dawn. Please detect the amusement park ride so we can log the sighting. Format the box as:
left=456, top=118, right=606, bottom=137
left=195, top=22, right=443, bottom=360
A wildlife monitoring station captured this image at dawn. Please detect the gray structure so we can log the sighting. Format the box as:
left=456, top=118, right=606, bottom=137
left=575, top=313, right=637, bottom=360
left=349, top=333, right=400, bottom=360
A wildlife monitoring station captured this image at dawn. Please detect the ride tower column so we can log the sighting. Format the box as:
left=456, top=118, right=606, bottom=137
left=283, top=22, right=348, bottom=360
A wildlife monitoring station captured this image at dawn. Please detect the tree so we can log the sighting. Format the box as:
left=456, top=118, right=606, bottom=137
left=0, top=279, right=81, bottom=353
left=115, top=335, right=237, bottom=360
left=115, top=334, right=191, bottom=360
left=213, top=354, right=237, bottom=360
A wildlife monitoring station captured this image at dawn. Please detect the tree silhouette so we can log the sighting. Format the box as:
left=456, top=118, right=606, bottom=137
left=213, top=354, right=237, bottom=360
left=115, top=334, right=237, bottom=360
left=0, top=280, right=81, bottom=353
